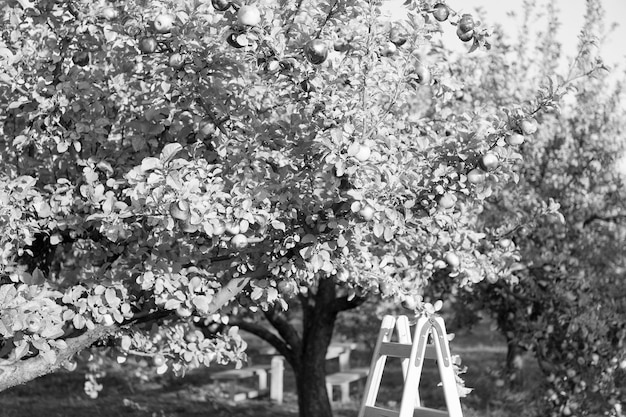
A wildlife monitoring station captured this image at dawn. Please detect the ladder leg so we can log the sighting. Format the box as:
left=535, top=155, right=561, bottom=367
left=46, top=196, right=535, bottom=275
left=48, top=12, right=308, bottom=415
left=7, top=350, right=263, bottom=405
left=432, top=317, right=464, bottom=417
left=358, top=315, right=396, bottom=417
left=398, top=317, right=430, bottom=417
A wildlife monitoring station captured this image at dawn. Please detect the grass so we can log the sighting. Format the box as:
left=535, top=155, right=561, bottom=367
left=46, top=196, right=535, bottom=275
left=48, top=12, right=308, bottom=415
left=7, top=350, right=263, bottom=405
left=0, top=319, right=545, bottom=417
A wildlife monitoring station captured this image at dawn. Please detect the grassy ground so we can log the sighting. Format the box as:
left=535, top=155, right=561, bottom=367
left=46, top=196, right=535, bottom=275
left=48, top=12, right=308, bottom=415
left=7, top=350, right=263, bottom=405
left=0, top=319, right=544, bottom=417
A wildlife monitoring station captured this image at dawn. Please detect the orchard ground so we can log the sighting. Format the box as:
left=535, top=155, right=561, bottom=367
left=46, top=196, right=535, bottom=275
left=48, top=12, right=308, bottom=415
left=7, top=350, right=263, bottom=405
left=0, top=318, right=543, bottom=417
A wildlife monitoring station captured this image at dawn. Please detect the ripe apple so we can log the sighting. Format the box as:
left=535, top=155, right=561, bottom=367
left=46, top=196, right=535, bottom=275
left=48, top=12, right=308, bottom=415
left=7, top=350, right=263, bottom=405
left=456, top=26, right=474, bottom=42
left=433, top=259, right=448, bottom=269
left=438, top=193, right=456, bottom=209
left=168, top=52, right=185, bottom=69
left=415, top=63, right=431, bottom=85
left=389, top=27, right=407, bottom=46
left=153, top=354, right=166, bottom=366
left=170, top=201, right=190, bottom=221
left=304, top=39, right=328, bottom=65
left=479, top=152, right=499, bottom=171
left=506, top=132, right=525, bottom=146
left=237, top=5, right=261, bottom=26
left=467, top=168, right=486, bottom=184
left=154, top=14, right=175, bottom=33
left=432, top=3, right=449, bottom=22
left=443, top=252, right=460, bottom=268
left=72, top=51, right=89, bottom=67
left=226, top=32, right=246, bottom=48
left=519, top=118, right=538, bottom=135
left=211, top=0, right=231, bottom=11
left=230, top=233, right=248, bottom=249
left=459, top=14, right=475, bottom=33
left=498, top=238, right=513, bottom=249
left=138, top=37, right=158, bottom=53
left=101, top=6, right=119, bottom=20
left=359, top=204, right=376, bottom=221
left=277, top=280, right=297, bottom=297
left=333, top=38, right=350, bottom=52
left=354, top=144, right=371, bottom=162
left=381, top=41, right=397, bottom=57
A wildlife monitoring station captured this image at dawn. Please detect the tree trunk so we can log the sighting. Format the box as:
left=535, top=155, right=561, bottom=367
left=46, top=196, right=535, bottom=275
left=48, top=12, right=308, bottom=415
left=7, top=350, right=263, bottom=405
left=235, top=278, right=366, bottom=417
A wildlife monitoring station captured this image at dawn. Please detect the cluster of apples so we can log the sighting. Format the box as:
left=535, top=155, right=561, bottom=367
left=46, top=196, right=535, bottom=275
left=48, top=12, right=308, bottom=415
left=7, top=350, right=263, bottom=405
left=429, top=3, right=477, bottom=44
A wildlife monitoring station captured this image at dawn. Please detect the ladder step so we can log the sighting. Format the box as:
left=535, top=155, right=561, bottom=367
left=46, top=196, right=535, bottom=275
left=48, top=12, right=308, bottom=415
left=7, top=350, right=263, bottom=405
left=379, top=342, right=438, bottom=360
left=362, top=405, right=400, bottom=417
left=414, top=406, right=450, bottom=417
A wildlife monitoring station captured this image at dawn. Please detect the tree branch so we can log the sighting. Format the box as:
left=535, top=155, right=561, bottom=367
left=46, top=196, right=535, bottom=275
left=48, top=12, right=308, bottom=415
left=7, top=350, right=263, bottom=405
left=329, top=294, right=367, bottom=313
left=229, top=319, right=293, bottom=361
left=0, top=325, right=117, bottom=392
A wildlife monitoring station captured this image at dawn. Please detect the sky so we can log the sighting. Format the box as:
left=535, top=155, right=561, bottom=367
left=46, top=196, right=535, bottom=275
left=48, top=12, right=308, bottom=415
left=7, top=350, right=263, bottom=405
left=384, top=0, right=626, bottom=69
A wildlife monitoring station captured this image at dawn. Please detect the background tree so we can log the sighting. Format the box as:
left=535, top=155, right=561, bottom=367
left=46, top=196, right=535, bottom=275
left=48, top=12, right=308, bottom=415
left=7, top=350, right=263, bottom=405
left=427, top=1, right=626, bottom=416
left=0, top=0, right=600, bottom=416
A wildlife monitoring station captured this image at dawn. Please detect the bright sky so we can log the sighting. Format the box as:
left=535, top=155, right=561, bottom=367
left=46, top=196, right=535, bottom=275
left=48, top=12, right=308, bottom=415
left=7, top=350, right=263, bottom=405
left=384, top=0, right=626, bottom=69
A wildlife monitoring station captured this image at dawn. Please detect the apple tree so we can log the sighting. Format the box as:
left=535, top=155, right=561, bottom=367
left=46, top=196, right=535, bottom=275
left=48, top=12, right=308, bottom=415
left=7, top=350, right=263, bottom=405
left=0, top=0, right=588, bottom=416
left=425, top=1, right=626, bottom=415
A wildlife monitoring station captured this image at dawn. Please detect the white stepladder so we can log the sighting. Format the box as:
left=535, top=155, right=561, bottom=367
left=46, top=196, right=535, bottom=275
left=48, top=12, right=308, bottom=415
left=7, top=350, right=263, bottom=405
left=357, top=315, right=464, bottom=417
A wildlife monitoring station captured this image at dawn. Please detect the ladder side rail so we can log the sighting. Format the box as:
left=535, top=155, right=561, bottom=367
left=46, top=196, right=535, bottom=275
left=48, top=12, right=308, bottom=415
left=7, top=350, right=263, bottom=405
left=397, top=317, right=431, bottom=417
left=395, top=315, right=412, bottom=379
left=357, top=315, right=397, bottom=417
left=431, top=317, right=464, bottom=417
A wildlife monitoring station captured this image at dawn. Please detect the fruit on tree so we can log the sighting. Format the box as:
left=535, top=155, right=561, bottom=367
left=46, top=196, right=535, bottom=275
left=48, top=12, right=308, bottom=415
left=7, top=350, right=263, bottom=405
left=101, top=6, right=119, bottom=20
left=519, top=117, right=538, bottom=135
left=443, top=252, right=460, bottom=268
left=72, top=51, right=89, bottom=67
left=153, top=354, right=166, bottom=366
left=433, top=259, right=448, bottom=269
left=381, top=41, right=397, bottom=57
left=359, top=204, right=376, bottom=221
left=138, top=37, right=158, bottom=53
left=226, top=32, right=246, bottom=48
left=458, top=14, right=475, bottom=33
left=277, top=280, right=297, bottom=297
left=438, top=193, right=456, bottom=209
left=432, top=3, right=450, bottom=22
left=415, top=63, right=431, bottom=85
left=333, top=38, right=350, bottom=52
left=466, top=168, right=486, bottom=184
left=211, top=0, right=231, bottom=11
left=230, top=233, right=249, bottom=249
left=154, top=14, right=175, bottom=33
left=389, top=27, right=407, bottom=46
left=479, top=152, right=499, bottom=171
left=506, top=132, right=525, bottom=146
left=237, top=5, right=261, bottom=26
left=304, top=39, right=328, bottom=65
left=168, top=53, right=185, bottom=69
left=170, top=201, right=190, bottom=221
left=354, top=144, right=371, bottom=162
left=456, top=26, right=474, bottom=42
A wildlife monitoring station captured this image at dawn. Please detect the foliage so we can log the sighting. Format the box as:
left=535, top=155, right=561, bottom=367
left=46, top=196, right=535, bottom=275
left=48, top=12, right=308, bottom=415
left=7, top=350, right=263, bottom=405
left=427, top=1, right=626, bottom=415
left=0, top=0, right=597, bottom=415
